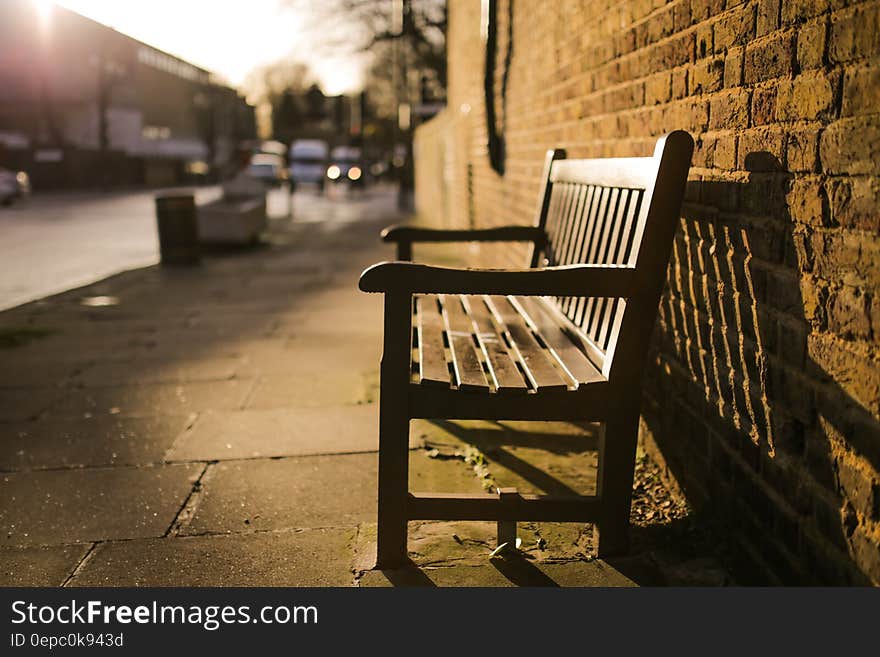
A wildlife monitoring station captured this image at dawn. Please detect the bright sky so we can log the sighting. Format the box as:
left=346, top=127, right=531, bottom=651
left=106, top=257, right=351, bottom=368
left=48, top=0, right=365, bottom=95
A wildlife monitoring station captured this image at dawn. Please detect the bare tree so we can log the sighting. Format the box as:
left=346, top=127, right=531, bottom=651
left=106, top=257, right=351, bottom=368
left=283, top=0, right=447, bottom=89
left=242, top=60, right=314, bottom=109
left=242, top=60, right=315, bottom=139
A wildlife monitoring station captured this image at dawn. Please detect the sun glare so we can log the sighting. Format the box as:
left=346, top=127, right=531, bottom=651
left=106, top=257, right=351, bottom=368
left=47, top=1, right=366, bottom=93
left=33, top=0, right=54, bottom=20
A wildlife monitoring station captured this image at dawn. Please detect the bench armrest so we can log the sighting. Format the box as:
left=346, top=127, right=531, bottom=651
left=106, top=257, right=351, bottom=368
left=381, top=224, right=545, bottom=244
left=358, top=261, right=637, bottom=297
left=381, top=224, right=546, bottom=259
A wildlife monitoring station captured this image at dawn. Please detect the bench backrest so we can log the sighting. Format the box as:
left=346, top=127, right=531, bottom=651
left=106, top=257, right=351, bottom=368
left=528, top=131, right=693, bottom=383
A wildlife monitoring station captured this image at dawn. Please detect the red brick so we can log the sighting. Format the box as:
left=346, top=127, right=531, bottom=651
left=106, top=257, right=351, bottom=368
left=744, top=32, right=796, bottom=83
left=757, top=0, right=781, bottom=37
left=781, top=0, right=835, bottom=24
left=690, top=0, right=725, bottom=22
left=691, top=56, right=725, bottom=94
left=714, top=3, right=756, bottom=52
left=800, top=275, right=829, bottom=328
left=807, top=336, right=880, bottom=416
left=825, top=177, right=880, bottom=231
left=837, top=454, right=878, bottom=520
left=724, top=46, right=745, bottom=87
left=850, top=527, right=880, bottom=584
left=645, top=71, right=672, bottom=105
left=673, top=0, right=693, bottom=32
left=737, top=127, right=786, bottom=169
left=788, top=177, right=829, bottom=227
left=751, top=85, right=777, bottom=125
left=672, top=66, right=689, bottom=99
left=709, top=89, right=750, bottom=129
left=829, top=3, right=880, bottom=64
left=775, top=70, right=839, bottom=122
left=714, top=132, right=737, bottom=169
left=797, top=19, right=827, bottom=70
left=786, top=128, right=820, bottom=173
left=820, top=117, right=880, bottom=176
left=651, top=31, right=696, bottom=72
left=828, top=285, right=872, bottom=340
left=696, top=26, right=713, bottom=61
left=842, top=63, right=880, bottom=117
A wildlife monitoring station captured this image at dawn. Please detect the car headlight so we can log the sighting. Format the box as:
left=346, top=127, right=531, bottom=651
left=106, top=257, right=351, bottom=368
left=347, top=166, right=362, bottom=181
left=327, top=165, right=340, bottom=180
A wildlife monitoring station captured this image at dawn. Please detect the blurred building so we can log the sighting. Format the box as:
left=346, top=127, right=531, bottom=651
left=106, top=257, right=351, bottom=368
left=0, top=0, right=256, bottom=188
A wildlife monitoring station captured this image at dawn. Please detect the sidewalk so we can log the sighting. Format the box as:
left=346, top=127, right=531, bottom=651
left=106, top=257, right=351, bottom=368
left=0, top=187, right=732, bottom=586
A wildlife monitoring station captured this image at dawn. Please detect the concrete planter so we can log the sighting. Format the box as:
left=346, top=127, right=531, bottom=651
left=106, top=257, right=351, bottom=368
left=197, top=195, right=267, bottom=245
left=197, top=175, right=267, bottom=245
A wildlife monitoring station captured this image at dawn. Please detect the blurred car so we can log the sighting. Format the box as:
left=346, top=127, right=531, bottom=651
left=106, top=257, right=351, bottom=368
left=245, top=153, right=287, bottom=187
left=288, top=139, right=329, bottom=190
left=0, top=168, right=30, bottom=206
left=326, top=146, right=364, bottom=186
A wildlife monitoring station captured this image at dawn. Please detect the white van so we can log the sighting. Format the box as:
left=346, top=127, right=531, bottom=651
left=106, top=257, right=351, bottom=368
left=288, top=139, right=329, bottom=190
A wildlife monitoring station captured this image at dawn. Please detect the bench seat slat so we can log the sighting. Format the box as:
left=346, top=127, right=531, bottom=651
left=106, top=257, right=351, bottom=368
left=511, top=296, right=606, bottom=385
left=466, top=296, right=530, bottom=393
left=416, top=294, right=451, bottom=386
left=486, top=295, right=570, bottom=391
left=441, top=294, right=490, bottom=391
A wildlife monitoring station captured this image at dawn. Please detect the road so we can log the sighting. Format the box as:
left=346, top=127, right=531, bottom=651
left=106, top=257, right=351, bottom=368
left=0, top=184, right=382, bottom=311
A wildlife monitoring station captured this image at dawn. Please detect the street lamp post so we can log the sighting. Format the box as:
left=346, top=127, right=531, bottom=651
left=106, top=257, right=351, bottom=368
left=393, top=0, right=414, bottom=211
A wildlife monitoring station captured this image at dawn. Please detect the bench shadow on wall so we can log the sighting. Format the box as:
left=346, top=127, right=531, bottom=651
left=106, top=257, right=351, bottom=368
left=641, top=151, right=877, bottom=585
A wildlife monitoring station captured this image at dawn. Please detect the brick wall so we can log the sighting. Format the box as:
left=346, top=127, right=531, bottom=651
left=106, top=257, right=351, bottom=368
left=414, top=0, right=880, bottom=584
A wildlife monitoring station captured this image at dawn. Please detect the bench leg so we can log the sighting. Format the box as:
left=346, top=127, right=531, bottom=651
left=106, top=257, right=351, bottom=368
left=595, top=411, right=640, bottom=558
left=375, top=292, right=412, bottom=569
left=496, top=487, right=518, bottom=549
left=376, top=407, right=409, bottom=568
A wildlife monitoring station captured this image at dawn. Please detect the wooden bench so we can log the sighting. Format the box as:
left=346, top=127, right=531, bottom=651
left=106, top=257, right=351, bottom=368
left=359, top=131, right=694, bottom=568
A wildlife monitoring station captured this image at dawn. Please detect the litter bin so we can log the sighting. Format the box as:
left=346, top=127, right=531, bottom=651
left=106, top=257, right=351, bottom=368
left=155, top=192, right=200, bottom=265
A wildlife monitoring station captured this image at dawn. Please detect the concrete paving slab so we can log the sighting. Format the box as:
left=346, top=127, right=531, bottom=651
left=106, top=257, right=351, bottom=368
left=407, top=521, right=497, bottom=565
left=2, top=333, right=160, bottom=361
left=283, top=333, right=382, bottom=366
left=0, top=464, right=201, bottom=546
left=184, top=450, right=476, bottom=535
left=359, top=559, right=636, bottom=587
left=0, top=388, right=65, bottom=422
left=166, top=405, right=419, bottom=461
left=486, top=445, right=599, bottom=496
left=0, top=357, right=89, bottom=388
left=184, top=454, right=377, bottom=534
left=356, top=518, right=596, bottom=570
left=68, top=529, right=355, bottom=586
left=245, top=371, right=378, bottom=408
left=171, top=312, right=280, bottom=338
left=244, top=333, right=380, bottom=375
left=274, top=298, right=384, bottom=339
left=45, top=380, right=255, bottom=418
left=413, top=418, right=601, bottom=449
left=414, top=419, right=599, bottom=496
left=524, top=522, right=593, bottom=561
left=0, top=416, right=191, bottom=470
left=0, top=545, right=89, bottom=586
left=408, top=450, right=489, bottom=495
left=75, top=356, right=244, bottom=386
